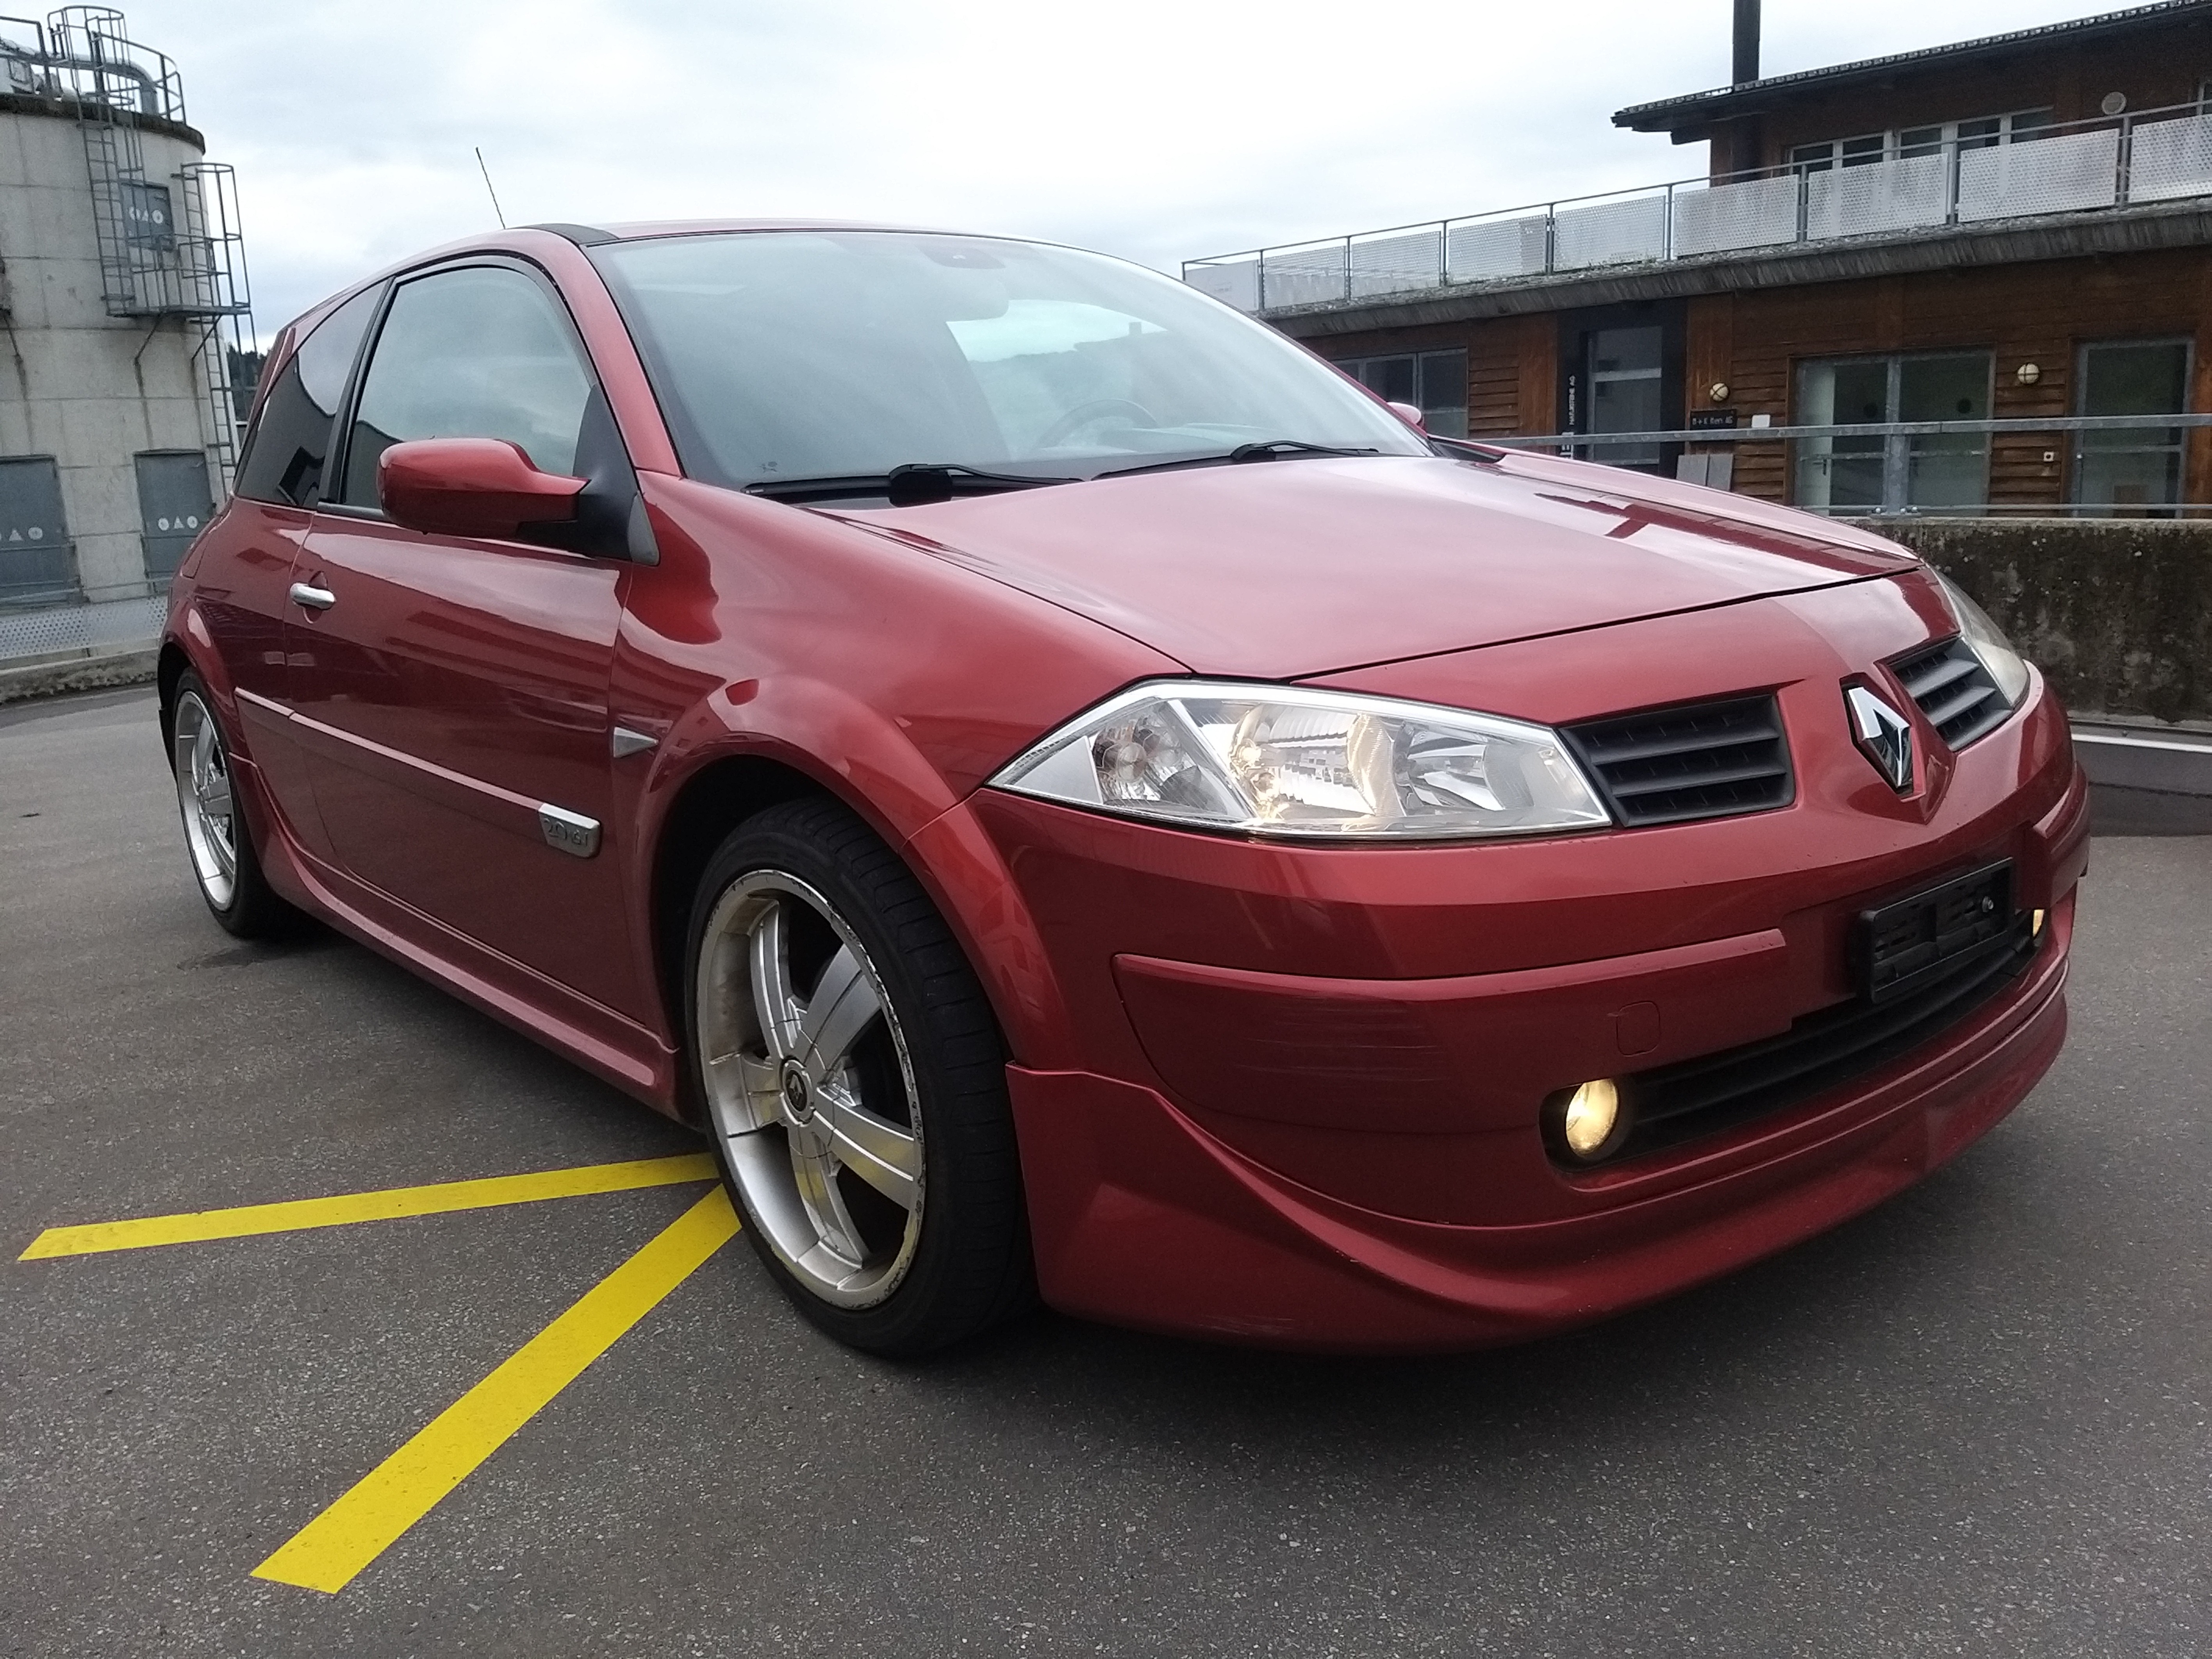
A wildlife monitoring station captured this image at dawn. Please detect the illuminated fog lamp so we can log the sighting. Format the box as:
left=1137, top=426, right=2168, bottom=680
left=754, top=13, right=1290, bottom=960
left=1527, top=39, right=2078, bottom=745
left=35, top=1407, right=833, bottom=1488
left=2032, top=908, right=2047, bottom=937
left=1556, top=1078, right=1625, bottom=1162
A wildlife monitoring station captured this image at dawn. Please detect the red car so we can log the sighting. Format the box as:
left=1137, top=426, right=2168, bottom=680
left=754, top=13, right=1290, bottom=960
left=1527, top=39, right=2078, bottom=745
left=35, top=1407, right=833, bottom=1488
left=161, top=222, right=2086, bottom=1355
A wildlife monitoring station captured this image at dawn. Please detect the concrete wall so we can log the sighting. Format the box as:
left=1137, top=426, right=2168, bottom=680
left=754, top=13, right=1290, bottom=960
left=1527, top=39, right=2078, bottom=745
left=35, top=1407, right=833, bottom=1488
left=1847, top=517, right=2212, bottom=726
left=0, top=102, right=220, bottom=604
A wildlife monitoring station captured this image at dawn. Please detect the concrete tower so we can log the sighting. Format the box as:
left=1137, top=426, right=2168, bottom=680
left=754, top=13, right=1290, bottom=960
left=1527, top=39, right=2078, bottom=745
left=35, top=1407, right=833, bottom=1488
left=0, top=6, right=249, bottom=658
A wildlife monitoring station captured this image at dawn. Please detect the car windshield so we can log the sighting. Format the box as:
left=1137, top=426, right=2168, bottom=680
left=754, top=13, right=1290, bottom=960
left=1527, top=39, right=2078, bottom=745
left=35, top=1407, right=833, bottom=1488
left=590, top=230, right=1429, bottom=496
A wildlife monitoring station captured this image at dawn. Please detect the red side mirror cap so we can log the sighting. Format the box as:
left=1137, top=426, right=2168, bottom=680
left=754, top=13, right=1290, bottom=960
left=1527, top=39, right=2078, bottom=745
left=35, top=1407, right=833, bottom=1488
left=378, top=438, right=587, bottom=540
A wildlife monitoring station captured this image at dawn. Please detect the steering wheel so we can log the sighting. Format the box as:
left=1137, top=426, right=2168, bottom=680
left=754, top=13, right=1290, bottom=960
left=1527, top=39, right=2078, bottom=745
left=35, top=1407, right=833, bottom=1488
left=1036, top=398, right=1158, bottom=449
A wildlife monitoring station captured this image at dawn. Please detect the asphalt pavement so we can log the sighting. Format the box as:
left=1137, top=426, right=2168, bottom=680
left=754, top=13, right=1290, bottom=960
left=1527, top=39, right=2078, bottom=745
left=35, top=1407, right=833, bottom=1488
left=2, top=686, right=2208, bottom=1658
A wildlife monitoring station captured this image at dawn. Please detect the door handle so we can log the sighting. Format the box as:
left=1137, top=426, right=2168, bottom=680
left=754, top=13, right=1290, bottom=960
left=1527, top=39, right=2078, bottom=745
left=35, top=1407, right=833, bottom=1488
left=289, top=581, right=337, bottom=611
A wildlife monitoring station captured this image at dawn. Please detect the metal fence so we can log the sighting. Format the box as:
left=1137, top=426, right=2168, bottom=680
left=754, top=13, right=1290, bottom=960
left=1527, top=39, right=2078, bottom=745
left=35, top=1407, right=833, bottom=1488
left=0, top=588, right=166, bottom=667
left=1186, top=98, right=2212, bottom=312
left=1473, top=411, right=2212, bottom=516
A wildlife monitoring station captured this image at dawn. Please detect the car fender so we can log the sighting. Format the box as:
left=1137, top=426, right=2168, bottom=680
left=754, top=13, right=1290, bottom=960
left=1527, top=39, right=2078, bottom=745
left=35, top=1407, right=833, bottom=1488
left=628, top=674, right=1083, bottom=1073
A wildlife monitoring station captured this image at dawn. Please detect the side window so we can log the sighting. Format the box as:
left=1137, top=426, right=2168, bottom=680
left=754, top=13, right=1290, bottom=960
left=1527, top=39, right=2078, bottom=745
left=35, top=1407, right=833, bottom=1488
left=233, top=284, right=380, bottom=507
left=338, top=266, right=594, bottom=509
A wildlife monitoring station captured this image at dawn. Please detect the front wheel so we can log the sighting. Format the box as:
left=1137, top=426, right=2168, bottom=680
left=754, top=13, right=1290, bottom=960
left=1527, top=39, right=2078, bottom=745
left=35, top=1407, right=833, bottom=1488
left=685, top=798, right=1033, bottom=1355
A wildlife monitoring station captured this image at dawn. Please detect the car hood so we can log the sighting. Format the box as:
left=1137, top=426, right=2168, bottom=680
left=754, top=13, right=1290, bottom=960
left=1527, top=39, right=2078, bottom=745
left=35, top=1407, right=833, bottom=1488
left=837, top=450, right=1917, bottom=680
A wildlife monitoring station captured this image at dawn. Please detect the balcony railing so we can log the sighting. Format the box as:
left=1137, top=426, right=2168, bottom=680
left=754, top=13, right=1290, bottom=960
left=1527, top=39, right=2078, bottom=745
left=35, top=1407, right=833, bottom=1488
left=1184, top=99, right=2212, bottom=313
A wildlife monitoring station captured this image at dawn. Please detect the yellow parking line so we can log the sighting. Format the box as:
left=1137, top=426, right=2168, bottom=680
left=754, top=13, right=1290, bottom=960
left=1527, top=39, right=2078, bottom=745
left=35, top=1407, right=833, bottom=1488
left=17, top=1152, right=720, bottom=1260
left=253, top=1184, right=740, bottom=1595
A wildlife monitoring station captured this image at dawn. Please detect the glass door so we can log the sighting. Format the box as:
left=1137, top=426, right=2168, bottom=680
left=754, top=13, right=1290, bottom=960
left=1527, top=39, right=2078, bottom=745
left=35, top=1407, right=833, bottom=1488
left=1794, top=358, right=1888, bottom=511
left=1898, top=352, right=1991, bottom=511
left=2073, top=339, right=2190, bottom=516
left=1586, top=326, right=1663, bottom=471
left=1794, top=351, right=1991, bottom=513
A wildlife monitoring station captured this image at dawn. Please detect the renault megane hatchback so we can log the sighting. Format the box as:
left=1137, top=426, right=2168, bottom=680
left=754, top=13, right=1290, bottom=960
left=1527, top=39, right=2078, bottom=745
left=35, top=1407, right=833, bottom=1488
left=161, top=222, right=2085, bottom=1354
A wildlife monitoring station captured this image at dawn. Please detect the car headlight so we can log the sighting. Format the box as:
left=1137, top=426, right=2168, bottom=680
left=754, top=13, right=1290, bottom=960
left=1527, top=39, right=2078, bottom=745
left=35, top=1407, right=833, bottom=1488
left=1934, top=572, right=2031, bottom=708
left=988, top=681, right=1613, bottom=840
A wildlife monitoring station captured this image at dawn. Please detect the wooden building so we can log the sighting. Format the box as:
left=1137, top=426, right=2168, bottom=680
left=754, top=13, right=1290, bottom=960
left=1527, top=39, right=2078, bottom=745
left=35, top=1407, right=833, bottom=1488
left=1193, top=1, right=2212, bottom=517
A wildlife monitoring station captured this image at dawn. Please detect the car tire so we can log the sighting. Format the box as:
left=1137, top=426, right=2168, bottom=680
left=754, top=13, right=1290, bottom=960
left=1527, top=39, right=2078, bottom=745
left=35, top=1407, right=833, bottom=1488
left=169, top=671, right=298, bottom=940
left=684, top=796, right=1034, bottom=1356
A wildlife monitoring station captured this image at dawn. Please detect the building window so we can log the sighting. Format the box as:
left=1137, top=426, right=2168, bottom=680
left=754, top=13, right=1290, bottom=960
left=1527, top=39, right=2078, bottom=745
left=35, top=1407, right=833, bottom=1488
left=1790, top=133, right=1885, bottom=172
left=2073, top=339, right=2191, bottom=517
left=135, top=451, right=214, bottom=581
left=0, top=455, right=74, bottom=607
left=1794, top=351, right=1993, bottom=514
left=1333, top=350, right=1468, bottom=437
left=1790, top=109, right=2055, bottom=172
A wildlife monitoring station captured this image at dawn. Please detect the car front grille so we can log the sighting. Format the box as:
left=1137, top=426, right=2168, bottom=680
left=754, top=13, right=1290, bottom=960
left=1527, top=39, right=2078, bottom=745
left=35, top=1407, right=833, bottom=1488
left=1894, top=635, right=2008, bottom=749
left=1600, top=913, right=2039, bottom=1165
left=1561, top=693, right=1794, bottom=828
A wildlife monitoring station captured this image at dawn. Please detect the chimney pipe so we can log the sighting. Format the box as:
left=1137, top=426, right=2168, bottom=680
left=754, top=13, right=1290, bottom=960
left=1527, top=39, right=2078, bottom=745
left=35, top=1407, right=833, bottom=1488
left=1732, top=0, right=1760, bottom=85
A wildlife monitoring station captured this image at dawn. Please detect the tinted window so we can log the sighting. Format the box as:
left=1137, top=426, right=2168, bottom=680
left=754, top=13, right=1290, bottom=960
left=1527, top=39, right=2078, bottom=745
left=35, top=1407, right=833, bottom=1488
left=338, top=266, right=594, bottom=508
left=1331, top=350, right=1468, bottom=438
left=590, top=231, right=1425, bottom=492
left=233, top=285, right=380, bottom=507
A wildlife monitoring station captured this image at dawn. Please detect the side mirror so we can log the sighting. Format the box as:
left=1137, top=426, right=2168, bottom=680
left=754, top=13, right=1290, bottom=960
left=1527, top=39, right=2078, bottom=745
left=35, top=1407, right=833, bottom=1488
left=1386, top=400, right=1427, bottom=432
left=378, top=438, right=587, bottom=540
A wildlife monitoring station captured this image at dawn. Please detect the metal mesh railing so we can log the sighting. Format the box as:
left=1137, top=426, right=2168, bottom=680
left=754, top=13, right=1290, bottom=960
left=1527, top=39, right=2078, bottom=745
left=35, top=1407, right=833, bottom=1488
left=0, top=589, right=166, bottom=666
left=1186, top=98, right=2212, bottom=312
left=1957, top=124, right=2120, bottom=221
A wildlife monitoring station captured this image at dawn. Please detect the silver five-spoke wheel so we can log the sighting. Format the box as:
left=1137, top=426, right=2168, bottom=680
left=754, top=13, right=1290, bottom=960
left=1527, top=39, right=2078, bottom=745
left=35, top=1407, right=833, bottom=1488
left=173, top=689, right=240, bottom=912
left=696, top=871, right=925, bottom=1308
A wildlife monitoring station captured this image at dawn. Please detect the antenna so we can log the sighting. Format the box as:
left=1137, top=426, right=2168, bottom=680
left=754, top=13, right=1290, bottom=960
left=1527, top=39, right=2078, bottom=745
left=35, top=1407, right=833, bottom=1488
left=475, top=146, right=507, bottom=228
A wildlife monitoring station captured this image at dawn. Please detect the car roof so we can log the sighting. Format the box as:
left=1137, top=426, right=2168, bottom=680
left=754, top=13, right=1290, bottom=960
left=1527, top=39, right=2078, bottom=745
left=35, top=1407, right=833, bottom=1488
left=276, top=218, right=1048, bottom=343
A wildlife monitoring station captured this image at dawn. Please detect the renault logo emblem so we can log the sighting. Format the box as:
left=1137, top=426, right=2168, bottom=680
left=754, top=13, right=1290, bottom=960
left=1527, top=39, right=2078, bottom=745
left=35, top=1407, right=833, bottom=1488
left=1845, top=685, right=1914, bottom=792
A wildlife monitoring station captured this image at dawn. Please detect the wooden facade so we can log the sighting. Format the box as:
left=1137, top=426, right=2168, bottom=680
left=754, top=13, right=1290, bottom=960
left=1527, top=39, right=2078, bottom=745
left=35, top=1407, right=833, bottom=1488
left=1304, top=248, right=2212, bottom=511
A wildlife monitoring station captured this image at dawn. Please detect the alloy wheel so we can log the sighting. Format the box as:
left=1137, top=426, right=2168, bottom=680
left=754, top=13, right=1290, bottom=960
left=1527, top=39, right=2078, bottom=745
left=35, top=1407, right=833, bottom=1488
left=173, top=691, right=239, bottom=912
left=694, top=870, right=925, bottom=1308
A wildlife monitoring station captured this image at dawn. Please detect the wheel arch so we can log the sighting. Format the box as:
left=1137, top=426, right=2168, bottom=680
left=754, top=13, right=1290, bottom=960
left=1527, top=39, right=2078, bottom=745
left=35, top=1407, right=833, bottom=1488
left=647, top=751, right=830, bottom=1091
left=642, top=735, right=1079, bottom=1113
left=155, top=639, right=193, bottom=753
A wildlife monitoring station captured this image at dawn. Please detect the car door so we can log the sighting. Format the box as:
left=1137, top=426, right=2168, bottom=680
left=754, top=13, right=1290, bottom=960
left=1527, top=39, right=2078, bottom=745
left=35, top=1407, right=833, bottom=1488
left=285, top=260, right=646, bottom=1020
left=197, top=285, right=382, bottom=858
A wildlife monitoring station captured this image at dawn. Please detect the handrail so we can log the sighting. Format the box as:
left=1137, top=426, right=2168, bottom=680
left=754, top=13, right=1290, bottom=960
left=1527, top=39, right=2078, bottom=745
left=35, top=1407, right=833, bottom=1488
left=1481, top=412, right=2212, bottom=448
left=1184, top=94, right=2212, bottom=310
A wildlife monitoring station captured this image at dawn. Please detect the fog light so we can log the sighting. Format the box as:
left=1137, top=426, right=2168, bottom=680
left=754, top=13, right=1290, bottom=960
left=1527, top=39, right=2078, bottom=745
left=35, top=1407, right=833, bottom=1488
left=2032, top=908, right=2046, bottom=937
left=1561, top=1079, right=1622, bottom=1159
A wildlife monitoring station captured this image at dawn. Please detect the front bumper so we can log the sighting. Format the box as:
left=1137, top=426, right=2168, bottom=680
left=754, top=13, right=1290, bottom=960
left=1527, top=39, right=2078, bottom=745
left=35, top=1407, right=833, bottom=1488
left=1008, top=892, right=2067, bottom=1350
left=915, top=584, right=2089, bottom=1349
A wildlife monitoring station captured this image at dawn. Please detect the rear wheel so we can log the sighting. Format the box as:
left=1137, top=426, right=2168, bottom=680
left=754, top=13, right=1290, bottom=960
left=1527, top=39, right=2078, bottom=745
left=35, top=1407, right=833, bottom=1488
left=685, top=798, right=1032, bottom=1355
left=170, top=673, right=296, bottom=939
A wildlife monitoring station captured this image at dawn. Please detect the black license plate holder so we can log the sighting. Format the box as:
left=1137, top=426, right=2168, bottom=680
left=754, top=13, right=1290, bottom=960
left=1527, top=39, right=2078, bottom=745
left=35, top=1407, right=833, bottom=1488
left=1855, top=860, right=2018, bottom=1004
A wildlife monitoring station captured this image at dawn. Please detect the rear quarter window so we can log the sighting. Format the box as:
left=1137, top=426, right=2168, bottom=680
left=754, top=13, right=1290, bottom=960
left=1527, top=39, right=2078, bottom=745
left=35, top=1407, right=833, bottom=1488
left=233, top=285, right=382, bottom=507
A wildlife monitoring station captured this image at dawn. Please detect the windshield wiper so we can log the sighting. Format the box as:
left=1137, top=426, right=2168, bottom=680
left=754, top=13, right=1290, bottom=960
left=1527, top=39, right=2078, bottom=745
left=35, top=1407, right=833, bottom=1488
left=1095, top=441, right=1380, bottom=480
left=746, top=463, right=1078, bottom=508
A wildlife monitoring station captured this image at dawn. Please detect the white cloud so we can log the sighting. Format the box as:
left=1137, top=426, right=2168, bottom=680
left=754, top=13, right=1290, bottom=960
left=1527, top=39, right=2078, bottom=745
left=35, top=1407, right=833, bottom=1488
left=121, top=0, right=2134, bottom=337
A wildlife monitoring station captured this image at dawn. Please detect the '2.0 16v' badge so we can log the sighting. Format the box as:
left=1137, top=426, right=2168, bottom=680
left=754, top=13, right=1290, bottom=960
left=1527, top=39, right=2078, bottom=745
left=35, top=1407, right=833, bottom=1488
left=1845, top=685, right=1914, bottom=793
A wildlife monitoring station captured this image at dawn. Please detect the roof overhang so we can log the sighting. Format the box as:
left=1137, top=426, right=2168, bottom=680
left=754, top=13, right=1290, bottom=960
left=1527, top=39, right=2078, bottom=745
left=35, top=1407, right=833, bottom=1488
left=1614, top=0, right=2212, bottom=134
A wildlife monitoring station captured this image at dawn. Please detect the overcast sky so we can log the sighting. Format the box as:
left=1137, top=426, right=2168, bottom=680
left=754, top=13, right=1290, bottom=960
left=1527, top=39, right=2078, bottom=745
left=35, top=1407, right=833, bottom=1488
left=121, top=0, right=2134, bottom=339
